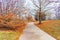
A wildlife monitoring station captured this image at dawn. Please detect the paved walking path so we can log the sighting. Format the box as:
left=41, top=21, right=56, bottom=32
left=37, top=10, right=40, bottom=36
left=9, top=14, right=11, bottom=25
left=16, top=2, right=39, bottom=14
left=19, top=22, right=56, bottom=40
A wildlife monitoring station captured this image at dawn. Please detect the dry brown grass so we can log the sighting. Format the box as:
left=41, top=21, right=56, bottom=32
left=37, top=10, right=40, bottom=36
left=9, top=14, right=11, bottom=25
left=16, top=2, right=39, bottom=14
left=35, top=20, right=60, bottom=40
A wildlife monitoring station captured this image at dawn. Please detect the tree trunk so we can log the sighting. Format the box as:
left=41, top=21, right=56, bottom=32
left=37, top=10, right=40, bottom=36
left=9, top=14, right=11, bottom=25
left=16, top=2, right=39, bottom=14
left=39, top=11, right=41, bottom=24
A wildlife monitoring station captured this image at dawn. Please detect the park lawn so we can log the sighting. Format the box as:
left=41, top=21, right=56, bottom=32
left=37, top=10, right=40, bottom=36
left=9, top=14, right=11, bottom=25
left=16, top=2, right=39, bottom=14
left=0, top=24, right=26, bottom=40
left=0, top=31, right=21, bottom=40
left=35, top=20, right=60, bottom=40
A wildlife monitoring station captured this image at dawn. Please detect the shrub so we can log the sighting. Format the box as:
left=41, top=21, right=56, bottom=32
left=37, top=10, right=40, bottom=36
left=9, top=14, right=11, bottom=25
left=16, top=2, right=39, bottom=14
left=0, top=13, right=26, bottom=30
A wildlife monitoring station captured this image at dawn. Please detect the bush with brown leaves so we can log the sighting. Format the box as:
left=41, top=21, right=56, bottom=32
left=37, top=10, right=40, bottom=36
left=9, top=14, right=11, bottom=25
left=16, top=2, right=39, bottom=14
left=0, top=13, right=26, bottom=30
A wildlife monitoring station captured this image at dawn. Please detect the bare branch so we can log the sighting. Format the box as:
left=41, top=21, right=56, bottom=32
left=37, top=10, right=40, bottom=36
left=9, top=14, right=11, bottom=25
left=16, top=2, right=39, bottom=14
left=43, top=7, right=55, bottom=14
left=31, top=0, right=40, bottom=9
left=44, top=0, right=60, bottom=9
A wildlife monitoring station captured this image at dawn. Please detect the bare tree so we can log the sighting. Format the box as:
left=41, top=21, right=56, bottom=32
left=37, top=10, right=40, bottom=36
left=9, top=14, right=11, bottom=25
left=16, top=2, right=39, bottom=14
left=6, top=0, right=18, bottom=14
left=31, top=0, right=60, bottom=24
left=0, top=2, right=2, bottom=14
left=31, top=0, right=47, bottom=24
left=55, top=4, right=60, bottom=19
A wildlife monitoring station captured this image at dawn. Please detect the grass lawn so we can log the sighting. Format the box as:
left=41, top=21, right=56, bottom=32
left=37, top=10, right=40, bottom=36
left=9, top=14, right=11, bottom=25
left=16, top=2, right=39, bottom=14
left=35, top=20, right=60, bottom=40
left=0, top=31, right=21, bottom=40
left=0, top=25, right=26, bottom=40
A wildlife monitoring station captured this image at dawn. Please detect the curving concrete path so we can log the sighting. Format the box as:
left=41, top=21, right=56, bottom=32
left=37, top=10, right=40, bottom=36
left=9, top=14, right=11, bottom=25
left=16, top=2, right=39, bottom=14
left=19, top=22, right=56, bottom=40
